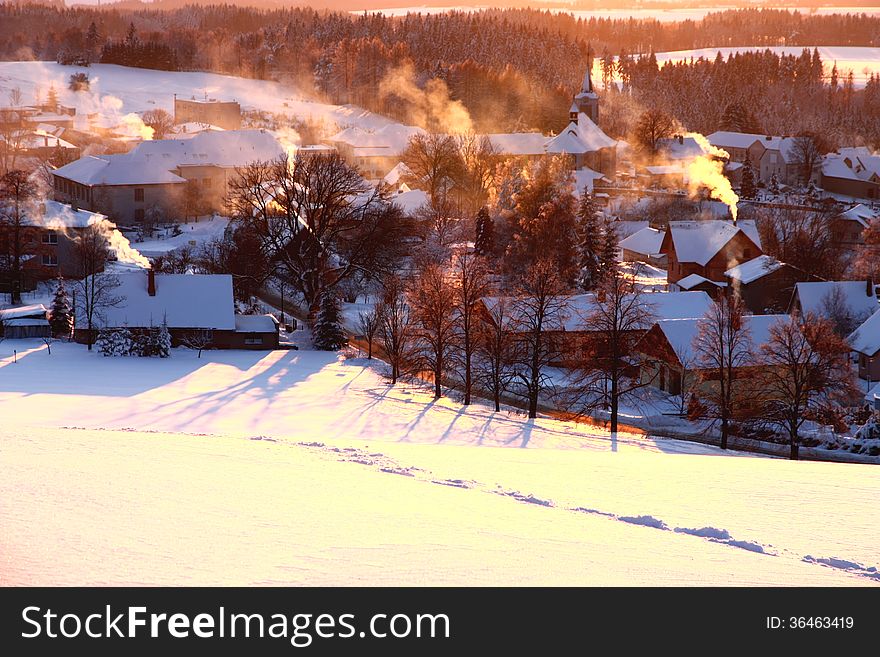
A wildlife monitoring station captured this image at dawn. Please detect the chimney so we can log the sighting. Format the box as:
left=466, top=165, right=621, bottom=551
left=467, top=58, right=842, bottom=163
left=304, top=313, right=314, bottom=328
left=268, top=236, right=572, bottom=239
left=147, top=269, right=156, bottom=297
left=678, top=134, right=684, bottom=145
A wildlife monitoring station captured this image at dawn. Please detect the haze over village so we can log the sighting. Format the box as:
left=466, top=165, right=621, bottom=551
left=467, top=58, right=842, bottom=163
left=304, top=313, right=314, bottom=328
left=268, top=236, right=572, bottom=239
left=1, top=1, right=879, bottom=587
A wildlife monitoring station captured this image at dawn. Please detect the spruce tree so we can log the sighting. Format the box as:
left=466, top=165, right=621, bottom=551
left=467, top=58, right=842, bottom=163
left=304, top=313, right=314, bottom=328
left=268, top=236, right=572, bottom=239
left=313, top=289, right=347, bottom=351
left=46, top=83, right=58, bottom=111
left=156, top=319, right=171, bottom=358
left=599, top=216, right=619, bottom=283
left=49, top=277, right=72, bottom=338
left=739, top=158, right=757, bottom=199
left=575, top=189, right=602, bottom=290
left=473, top=206, right=494, bottom=257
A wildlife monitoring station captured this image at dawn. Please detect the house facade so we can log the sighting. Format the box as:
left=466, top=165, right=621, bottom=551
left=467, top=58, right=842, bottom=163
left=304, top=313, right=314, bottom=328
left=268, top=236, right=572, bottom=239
left=723, top=255, right=818, bottom=314
left=848, top=309, right=880, bottom=382
left=661, top=220, right=763, bottom=285
left=52, top=130, right=285, bottom=224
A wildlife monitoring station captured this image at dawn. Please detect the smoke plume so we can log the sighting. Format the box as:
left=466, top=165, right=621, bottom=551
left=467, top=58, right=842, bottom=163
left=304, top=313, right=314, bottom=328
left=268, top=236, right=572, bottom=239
left=378, top=63, right=473, bottom=134
left=685, top=132, right=739, bottom=221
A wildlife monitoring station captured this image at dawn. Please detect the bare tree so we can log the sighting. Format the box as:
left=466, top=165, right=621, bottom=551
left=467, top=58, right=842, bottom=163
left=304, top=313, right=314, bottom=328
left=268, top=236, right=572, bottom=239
left=142, top=108, right=174, bottom=140
left=573, top=269, right=656, bottom=437
left=356, top=307, right=380, bottom=359
left=451, top=251, right=491, bottom=404
left=692, top=294, right=753, bottom=450
left=820, top=285, right=871, bottom=337
left=72, top=224, right=122, bottom=351
left=476, top=295, right=516, bottom=412
left=756, top=206, right=843, bottom=280
left=0, top=108, right=27, bottom=175
left=409, top=261, right=457, bottom=399
left=633, top=109, right=676, bottom=159
left=376, top=275, right=414, bottom=385
left=228, top=153, right=407, bottom=316
left=181, top=329, right=212, bottom=358
left=510, top=258, right=569, bottom=419
left=402, top=133, right=464, bottom=203
left=789, top=132, right=826, bottom=186
left=456, top=133, right=497, bottom=215
left=0, top=170, right=39, bottom=304
left=760, top=313, right=857, bottom=460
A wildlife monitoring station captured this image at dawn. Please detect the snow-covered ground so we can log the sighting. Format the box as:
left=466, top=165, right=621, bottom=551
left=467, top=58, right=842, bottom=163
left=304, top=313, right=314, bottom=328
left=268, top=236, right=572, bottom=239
left=0, top=62, right=402, bottom=135
left=1, top=339, right=878, bottom=585
left=130, top=215, right=229, bottom=257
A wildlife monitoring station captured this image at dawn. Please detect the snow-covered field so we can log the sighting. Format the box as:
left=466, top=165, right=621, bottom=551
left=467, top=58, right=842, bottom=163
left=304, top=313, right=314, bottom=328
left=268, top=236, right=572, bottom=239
left=1, top=340, right=878, bottom=585
left=0, top=62, right=401, bottom=134
left=130, top=215, right=229, bottom=257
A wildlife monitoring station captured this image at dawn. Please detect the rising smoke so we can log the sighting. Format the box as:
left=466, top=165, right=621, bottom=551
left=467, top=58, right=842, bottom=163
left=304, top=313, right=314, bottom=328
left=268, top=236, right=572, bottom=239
left=378, top=63, right=473, bottom=134
left=684, top=132, right=739, bottom=221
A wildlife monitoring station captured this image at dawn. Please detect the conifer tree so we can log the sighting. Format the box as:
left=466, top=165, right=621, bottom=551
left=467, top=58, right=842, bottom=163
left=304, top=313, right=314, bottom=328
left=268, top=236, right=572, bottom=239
left=474, top=206, right=494, bottom=257
left=739, top=158, right=757, bottom=199
left=49, top=277, right=72, bottom=338
left=574, top=189, right=602, bottom=290
left=156, top=319, right=171, bottom=358
left=598, top=216, right=619, bottom=283
left=313, top=289, right=347, bottom=351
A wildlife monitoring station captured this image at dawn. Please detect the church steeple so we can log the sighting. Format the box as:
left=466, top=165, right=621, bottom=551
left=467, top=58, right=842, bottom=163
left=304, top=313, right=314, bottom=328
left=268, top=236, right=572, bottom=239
left=572, top=67, right=599, bottom=124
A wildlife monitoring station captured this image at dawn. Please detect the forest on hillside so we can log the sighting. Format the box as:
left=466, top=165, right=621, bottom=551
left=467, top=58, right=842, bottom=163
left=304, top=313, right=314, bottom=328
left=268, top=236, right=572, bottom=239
left=1, top=5, right=879, bottom=145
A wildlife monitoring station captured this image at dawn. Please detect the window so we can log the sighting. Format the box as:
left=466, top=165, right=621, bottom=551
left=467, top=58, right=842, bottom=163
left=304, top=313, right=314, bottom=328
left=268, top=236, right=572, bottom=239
left=134, top=188, right=145, bottom=202
left=244, top=336, right=263, bottom=345
left=134, top=208, right=145, bottom=222
left=41, top=253, right=58, bottom=266
left=42, top=231, right=58, bottom=244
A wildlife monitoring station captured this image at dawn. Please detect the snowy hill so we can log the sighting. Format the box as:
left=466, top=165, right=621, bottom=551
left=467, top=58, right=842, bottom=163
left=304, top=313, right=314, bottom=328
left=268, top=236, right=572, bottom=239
left=0, top=341, right=878, bottom=585
left=0, top=62, right=403, bottom=134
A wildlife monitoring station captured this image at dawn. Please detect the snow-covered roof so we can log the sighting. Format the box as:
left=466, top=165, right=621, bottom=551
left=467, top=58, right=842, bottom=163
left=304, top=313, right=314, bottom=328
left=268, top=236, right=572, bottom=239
left=724, top=255, right=785, bottom=284
left=53, top=130, right=285, bottom=186
left=383, top=162, right=412, bottom=187
left=847, top=308, right=880, bottom=356
left=653, top=314, right=789, bottom=365
left=676, top=273, right=725, bottom=290
left=822, top=149, right=880, bottom=183
left=328, top=124, right=425, bottom=156
left=570, top=167, right=607, bottom=195
left=32, top=200, right=107, bottom=229
left=84, top=272, right=235, bottom=330
left=546, top=115, right=616, bottom=155
left=794, top=281, right=879, bottom=320
left=657, top=136, right=707, bottom=161
left=390, top=188, right=429, bottom=215
left=5, top=318, right=49, bottom=327
left=562, top=291, right=714, bottom=331
left=707, top=131, right=778, bottom=151
left=0, top=304, right=48, bottom=321
left=835, top=203, right=876, bottom=227
left=619, top=227, right=665, bottom=256
left=666, top=220, right=761, bottom=266
left=9, top=129, right=78, bottom=150
left=235, top=314, right=278, bottom=333
left=487, top=133, right=549, bottom=156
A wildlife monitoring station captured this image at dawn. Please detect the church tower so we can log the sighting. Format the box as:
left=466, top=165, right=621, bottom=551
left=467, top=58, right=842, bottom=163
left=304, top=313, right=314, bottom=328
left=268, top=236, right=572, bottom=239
left=571, top=68, right=599, bottom=124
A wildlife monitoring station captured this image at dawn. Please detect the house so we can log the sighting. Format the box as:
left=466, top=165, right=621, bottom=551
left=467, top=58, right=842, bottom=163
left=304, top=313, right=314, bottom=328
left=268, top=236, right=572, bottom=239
left=480, top=290, right=714, bottom=367
left=657, top=135, right=709, bottom=162
left=675, top=273, right=726, bottom=299
left=790, top=280, right=878, bottom=329
left=661, top=220, right=762, bottom=286
left=73, top=270, right=279, bottom=350
left=707, top=132, right=811, bottom=186
left=173, top=97, right=241, bottom=130
left=327, top=124, right=425, bottom=179
left=619, top=227, right=667, bottom=266
left=635, top=314, right=789, bottom=405
left=821, top=148, right=880, bottom=200
left=0, top=304, right=50, bottom=339
left=724, top=255, right=817, bottom=314
left=51, top=130, right=286, bottom=224
left=831, top=204, right=876, bottom=250
left=0, top=200, right=112, bottom=293
left=847, top=309, right=880, bottom=382
left=545, top=112, right=617, bottom=178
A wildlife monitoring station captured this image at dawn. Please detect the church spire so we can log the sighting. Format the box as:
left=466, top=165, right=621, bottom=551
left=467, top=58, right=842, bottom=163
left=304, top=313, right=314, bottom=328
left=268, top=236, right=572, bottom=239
left=582, top=68, right=593, bottom=94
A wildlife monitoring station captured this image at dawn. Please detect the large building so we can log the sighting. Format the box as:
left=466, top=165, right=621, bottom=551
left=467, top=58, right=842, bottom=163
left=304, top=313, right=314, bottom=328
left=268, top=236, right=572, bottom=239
left=51, top=129, right=285, bottom=224
left=173, top=97, right=241, bottom=130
